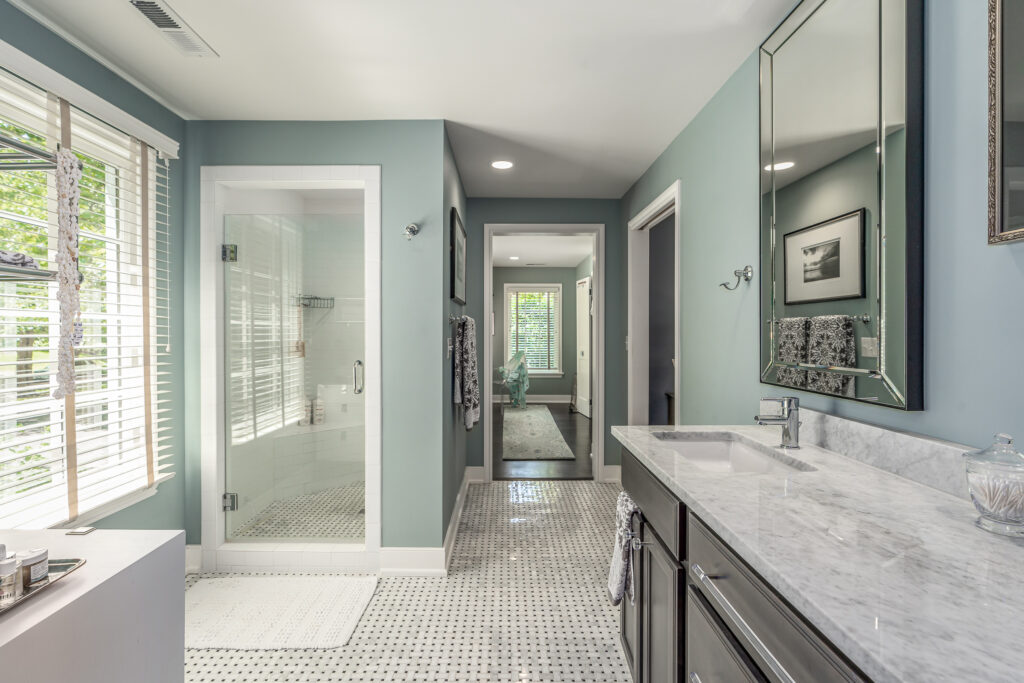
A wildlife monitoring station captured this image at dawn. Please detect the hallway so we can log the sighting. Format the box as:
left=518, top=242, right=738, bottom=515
left=186, top=481, right=630, bottom=682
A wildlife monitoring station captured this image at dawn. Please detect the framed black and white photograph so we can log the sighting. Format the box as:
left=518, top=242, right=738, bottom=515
left=784, top=208, right=865, bottom=305
left=450, top=207, right=467, bottom=304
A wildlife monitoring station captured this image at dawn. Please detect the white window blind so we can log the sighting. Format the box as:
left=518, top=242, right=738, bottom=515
left=505, top=284, right=561, bottom=373
left=0, top=68, right=171, bottom=528
left=224, top=215, right=305, bottom=445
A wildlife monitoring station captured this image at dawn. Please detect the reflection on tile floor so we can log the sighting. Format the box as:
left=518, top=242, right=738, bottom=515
left=232, top=483, right=365, bottom=542
left=187, top=480, right=630, bottom=682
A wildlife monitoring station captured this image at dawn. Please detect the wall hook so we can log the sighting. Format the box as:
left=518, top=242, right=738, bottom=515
left=720, top=265, right=753, bottom=290
left=403, top=223, right=421, bottom=240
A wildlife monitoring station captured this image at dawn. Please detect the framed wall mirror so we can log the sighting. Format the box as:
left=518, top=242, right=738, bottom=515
left=989, top=0, right=1024, bottom=244
left=759, top=0, right=924, bottom=410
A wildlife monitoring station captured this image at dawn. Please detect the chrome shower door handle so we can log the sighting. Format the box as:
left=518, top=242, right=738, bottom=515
left=353, top=360, right=364, bottom=395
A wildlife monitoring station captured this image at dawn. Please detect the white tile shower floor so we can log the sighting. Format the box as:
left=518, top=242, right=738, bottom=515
left=232, top=484, right=365, bottom=543
left=185, top=480, right=631, bottom=682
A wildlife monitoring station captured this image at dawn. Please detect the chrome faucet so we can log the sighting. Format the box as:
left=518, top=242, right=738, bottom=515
left=755, top=397, right=801, bottom=448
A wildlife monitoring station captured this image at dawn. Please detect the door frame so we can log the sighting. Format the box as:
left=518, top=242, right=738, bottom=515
left=627, top=180, right=682, bottom=425
left=575, top=275, right=593, bottom=418
left=483, top=223, right=606, bottom=483
left=198, top=165, right=382, bottom=572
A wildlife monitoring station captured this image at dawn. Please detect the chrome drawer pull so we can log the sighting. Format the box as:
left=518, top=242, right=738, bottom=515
left=691, top=563, right=796, bottom=683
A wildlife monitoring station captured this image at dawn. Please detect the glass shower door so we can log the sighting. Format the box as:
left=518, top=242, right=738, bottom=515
left=222, top=209, right=365, bottom=544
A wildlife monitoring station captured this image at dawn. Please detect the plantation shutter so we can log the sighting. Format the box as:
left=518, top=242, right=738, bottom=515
left=0, top=68, right=172, bottom=528
left=506, top=285, right=561, bottom=373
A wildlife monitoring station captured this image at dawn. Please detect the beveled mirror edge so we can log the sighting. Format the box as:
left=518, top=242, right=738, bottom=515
left=757, top=0, right=925, bottom=412
left=987, top=0, right=1024, bottom=244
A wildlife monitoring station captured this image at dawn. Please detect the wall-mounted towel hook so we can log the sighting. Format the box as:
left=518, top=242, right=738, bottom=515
left=720, top=265, right=753, bottom=290
left=403, top=223, right=421, bottom=240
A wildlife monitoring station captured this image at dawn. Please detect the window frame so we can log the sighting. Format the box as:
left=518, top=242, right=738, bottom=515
left=503, top=282, right=564, bottom=377
left=0, top=70, right=174, bottom=530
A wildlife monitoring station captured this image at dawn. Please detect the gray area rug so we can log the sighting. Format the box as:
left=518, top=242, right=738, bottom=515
left=502, top=405, right=575, bottom=460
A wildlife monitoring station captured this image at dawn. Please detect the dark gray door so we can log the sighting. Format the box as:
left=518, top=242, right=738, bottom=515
left=648, top=214, right=675, bottom=424
left=642, top=526, right=682, bottom=683
left=620, top=512, right=641, bottom=681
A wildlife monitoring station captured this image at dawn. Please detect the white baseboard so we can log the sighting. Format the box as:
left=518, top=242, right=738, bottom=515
left=491, top=394, right=571, bottom=404
left=465, top=466, right=486, bottom=483
left=602, top=465, right=621, bottom=484
left=186, top=544, right=202, bottom=575
left=379, top=547, right=447, bottom=576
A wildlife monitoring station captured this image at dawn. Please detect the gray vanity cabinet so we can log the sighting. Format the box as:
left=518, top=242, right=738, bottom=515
left=686, top=588, right=765, bottom=682
left=620, top=511, right=641, bottom=682
left=621, top=450, right=685, bottom=683
left=621, top=449, right=869, bottom=683
left=641, top=527, right=683, bottom=683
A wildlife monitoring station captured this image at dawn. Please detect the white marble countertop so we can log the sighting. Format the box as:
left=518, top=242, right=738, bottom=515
left=612, top=424, right=1024, bottom=683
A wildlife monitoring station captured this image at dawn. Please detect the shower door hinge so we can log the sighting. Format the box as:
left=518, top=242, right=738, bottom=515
left=221, top=244, right=238, bottom=262
left=222, top=492, right=238, bottom=511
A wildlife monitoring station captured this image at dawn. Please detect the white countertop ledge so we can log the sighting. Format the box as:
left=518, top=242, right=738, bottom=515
left=612, top=425, right=1022, bottom=683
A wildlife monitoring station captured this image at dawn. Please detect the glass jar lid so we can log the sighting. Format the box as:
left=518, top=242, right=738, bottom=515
left=965, top=433, right=1024, bottom=470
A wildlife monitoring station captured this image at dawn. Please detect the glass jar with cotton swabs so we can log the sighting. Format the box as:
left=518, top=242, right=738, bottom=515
left=965, top=434, right=1024, bottom=537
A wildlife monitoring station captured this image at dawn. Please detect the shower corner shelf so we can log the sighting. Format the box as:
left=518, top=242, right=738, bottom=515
left=296, top=295, right=335, bottom=309
left=0, top=263, right=57, bottom=282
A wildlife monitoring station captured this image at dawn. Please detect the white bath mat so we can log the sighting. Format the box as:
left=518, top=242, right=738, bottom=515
left=185, top=575, right=377, bottom=649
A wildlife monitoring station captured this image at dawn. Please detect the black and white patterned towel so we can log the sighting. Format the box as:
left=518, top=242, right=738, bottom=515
left=453, top=315, right=480, bottom=430
left=807, top=314, right=856, bottom=397
left=776, top=317, right=809, bottom=388
left=608, top=490, right=639, bottom=607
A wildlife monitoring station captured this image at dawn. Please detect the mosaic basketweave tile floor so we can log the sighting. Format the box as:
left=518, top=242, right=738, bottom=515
left=232, top=484, right=366, bottom=542
left=186, top=480, right=631, bottom=682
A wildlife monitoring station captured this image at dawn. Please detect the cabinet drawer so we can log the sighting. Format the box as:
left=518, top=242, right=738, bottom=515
left=622, top=449, right=685, bottom=560
left=688, top=515, right=867, bottom=683
left=687, top=586, right=765, bottom=683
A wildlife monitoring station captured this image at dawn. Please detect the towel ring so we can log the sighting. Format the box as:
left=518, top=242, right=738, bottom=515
left=720, top=265, right=753, bottom=290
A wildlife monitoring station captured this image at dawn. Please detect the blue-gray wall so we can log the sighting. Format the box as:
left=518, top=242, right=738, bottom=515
left=0, top=3, right=188, bottom=535
left=493, top=266, right=579, bottom=396
left=183, top=120, right=451, bottom=547
left=464, top=198, right=626, bottom=467
left=442, top=125, right=468, bottom=537
left=623, top=0, right=1024, bottom=450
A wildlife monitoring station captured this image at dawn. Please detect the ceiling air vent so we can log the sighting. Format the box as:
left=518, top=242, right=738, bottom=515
left=129, top=0, right=218, bottom=57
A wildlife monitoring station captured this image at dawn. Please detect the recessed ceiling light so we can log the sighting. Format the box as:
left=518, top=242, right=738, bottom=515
left=764, top=161, right=795, bottom=171
left=509, top=256, right=520, bottom=260
left=491, top=160, right=514, bottom=170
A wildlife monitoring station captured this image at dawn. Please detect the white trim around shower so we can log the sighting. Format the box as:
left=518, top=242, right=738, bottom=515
left=198, top=165, right=382, bottom=572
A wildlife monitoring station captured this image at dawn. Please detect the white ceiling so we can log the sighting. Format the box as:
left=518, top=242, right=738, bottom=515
left=492, top=234, right=593, bottom=268
left=11, top=0, right=794, bottom=198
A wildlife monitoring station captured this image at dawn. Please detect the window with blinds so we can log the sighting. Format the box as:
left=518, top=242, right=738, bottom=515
left=505, top=284, right=562, bottom=374
left=0, top=68, right=172, bottom=528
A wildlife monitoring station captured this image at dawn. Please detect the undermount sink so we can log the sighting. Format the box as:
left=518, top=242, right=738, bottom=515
left=651, top=431, right=816, bottom=474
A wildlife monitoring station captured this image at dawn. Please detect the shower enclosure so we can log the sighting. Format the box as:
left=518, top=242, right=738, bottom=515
left=223, top=206, right=365, bottom=543
left=199, top=166, right=381, bottom=571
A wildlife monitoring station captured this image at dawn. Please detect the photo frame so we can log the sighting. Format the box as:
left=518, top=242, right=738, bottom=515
left=450, top=207, right=467, bottom=304
left=783, top=208, right=865, bottom=305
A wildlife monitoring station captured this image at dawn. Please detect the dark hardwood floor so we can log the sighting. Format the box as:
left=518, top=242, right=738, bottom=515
left=493, top=402, right=593, bottom=480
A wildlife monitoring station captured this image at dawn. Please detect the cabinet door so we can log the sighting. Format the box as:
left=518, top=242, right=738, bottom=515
left=620, top=512, right=642, bottom=681
left=686, top=587, right=765, bottom=683
left=642, top=527, right=682, bottom=683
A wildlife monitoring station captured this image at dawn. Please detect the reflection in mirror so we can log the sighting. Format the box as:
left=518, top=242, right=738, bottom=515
left=990, top=0, right=1024, bottom=244
left=760, top=0, right=923, bottom=410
